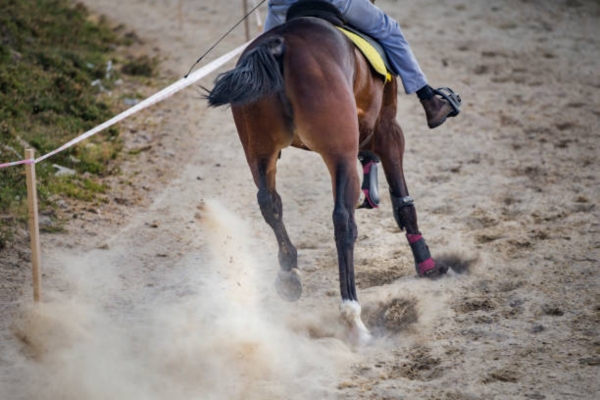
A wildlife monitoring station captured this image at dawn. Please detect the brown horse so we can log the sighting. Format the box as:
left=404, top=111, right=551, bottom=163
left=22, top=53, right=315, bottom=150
left=206, top=7, right=446, bottom=342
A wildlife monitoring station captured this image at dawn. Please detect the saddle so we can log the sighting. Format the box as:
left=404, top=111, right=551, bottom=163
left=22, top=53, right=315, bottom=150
left=286, top=1, right=385, bottom=209
left=286, top=1, right=392, bottom=82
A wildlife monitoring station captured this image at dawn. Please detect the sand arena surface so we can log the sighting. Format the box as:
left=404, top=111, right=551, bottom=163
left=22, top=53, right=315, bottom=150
left=1, top=1, right=598, bottom=399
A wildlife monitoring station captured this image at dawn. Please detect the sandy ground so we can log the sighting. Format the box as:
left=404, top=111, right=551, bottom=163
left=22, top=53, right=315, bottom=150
left=1, top=0, right=599, bottom=399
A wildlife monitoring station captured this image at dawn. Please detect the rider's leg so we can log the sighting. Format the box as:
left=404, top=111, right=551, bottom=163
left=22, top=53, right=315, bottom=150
left=338, top=0, right=426, bottom=93
left=265, top=0, right=460, bottom=128
left=340, top=0, right=460, bottom=128
left=264, top=1, right=289, bottom=31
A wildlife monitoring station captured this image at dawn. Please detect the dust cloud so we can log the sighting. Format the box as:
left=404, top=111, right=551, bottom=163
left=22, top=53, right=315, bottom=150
left=3, top=200, right=355, bottom=400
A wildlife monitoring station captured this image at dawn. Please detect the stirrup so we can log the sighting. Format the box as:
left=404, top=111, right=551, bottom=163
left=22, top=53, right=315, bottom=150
left=358, top=151, right=380, bottom=209
left=433, top=87, right=461, bottom=117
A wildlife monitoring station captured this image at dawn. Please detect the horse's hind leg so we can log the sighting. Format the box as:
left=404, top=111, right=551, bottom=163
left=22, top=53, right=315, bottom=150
left=254, top=156, right=302, bottom=301
left=233, top=101, right=301, bottom=301
left=320, top=152, right=371, bottom=343
left=373, top=119, right=447, bottom=278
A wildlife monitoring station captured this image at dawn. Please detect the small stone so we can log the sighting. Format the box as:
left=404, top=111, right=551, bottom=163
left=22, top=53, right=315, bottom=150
left=541, top=304, right=564, bottom=316
left=531, top=324, right=545, bottom=333
left=509, top=298, right=524, bottom=307
left=52, top=164, right=76, bottom=176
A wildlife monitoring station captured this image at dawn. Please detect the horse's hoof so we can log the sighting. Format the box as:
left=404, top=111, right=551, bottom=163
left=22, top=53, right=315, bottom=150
left=340, top=300, right=372, bottom=346
left=417, top=258, right=448, bottom=279
left=420, top=268, right=449, bottom=280
left=348, top=322, right=372, bottom=346
left=275, top=268, right=302, bottom=302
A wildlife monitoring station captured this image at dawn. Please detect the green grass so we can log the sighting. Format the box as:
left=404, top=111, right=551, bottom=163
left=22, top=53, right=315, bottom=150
left=0, top=0, right=158, bottom=242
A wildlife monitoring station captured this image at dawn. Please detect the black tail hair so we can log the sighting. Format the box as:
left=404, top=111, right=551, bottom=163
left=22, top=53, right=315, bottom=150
left=206, top=36, right=285, bottom=107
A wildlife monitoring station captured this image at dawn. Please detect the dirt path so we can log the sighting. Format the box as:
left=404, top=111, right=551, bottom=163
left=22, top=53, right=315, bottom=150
left=1, top=1, right=599, bottom=399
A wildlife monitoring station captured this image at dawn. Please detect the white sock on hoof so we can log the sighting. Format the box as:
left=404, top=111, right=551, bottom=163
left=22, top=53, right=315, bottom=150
left=340, top=300, right=371, bottom=345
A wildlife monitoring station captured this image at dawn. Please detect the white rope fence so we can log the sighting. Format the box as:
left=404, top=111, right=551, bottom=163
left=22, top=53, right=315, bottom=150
left=0, top=0, right=264, bottom=302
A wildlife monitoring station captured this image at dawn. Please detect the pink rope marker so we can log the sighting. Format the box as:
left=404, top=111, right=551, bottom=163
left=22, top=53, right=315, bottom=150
left=0, top=158, right=35, bottom=169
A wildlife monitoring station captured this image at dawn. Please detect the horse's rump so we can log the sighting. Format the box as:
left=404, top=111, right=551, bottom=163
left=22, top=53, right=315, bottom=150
left=206, top=17, right=356, bottom=108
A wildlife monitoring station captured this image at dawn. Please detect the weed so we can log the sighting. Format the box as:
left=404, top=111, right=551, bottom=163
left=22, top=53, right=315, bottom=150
left=121, top=55, right=159, bottom=77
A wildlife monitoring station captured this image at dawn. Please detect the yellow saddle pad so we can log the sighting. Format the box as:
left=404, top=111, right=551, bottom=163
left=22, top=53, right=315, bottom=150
left=337, top=27, right=392, bottom=83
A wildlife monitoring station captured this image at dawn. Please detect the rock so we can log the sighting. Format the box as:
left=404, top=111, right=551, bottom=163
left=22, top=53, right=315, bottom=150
left=52, top=164, right=76, bottom=177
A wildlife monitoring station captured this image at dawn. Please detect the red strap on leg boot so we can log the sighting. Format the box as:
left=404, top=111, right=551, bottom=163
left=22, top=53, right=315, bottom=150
left=407, top=233, right=436, bottom=276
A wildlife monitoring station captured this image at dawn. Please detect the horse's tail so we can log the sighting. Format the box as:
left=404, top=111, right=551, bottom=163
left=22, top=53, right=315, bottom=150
left=206, top=36, right=285, bottom=107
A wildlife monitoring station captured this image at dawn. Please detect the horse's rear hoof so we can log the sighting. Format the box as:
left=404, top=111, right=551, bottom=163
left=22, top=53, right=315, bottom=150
left=275, top=268, right=302, bottom=302
left=340, top=300, right=372, bottom=346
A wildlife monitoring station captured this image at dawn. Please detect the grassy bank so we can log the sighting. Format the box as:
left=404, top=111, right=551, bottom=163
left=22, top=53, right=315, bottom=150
left=0, top=0, right=157, bottom=246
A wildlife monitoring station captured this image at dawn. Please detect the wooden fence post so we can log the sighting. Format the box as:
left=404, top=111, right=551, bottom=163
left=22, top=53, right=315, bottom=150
left=243, top=0, right=250, bottom=41
left=25, top=149, right=42, bottom=302
left=253, top=0, right=263, bottom=32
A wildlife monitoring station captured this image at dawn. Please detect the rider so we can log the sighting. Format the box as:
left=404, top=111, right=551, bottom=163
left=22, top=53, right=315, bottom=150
left=264, top=0, right=461, bottom=130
